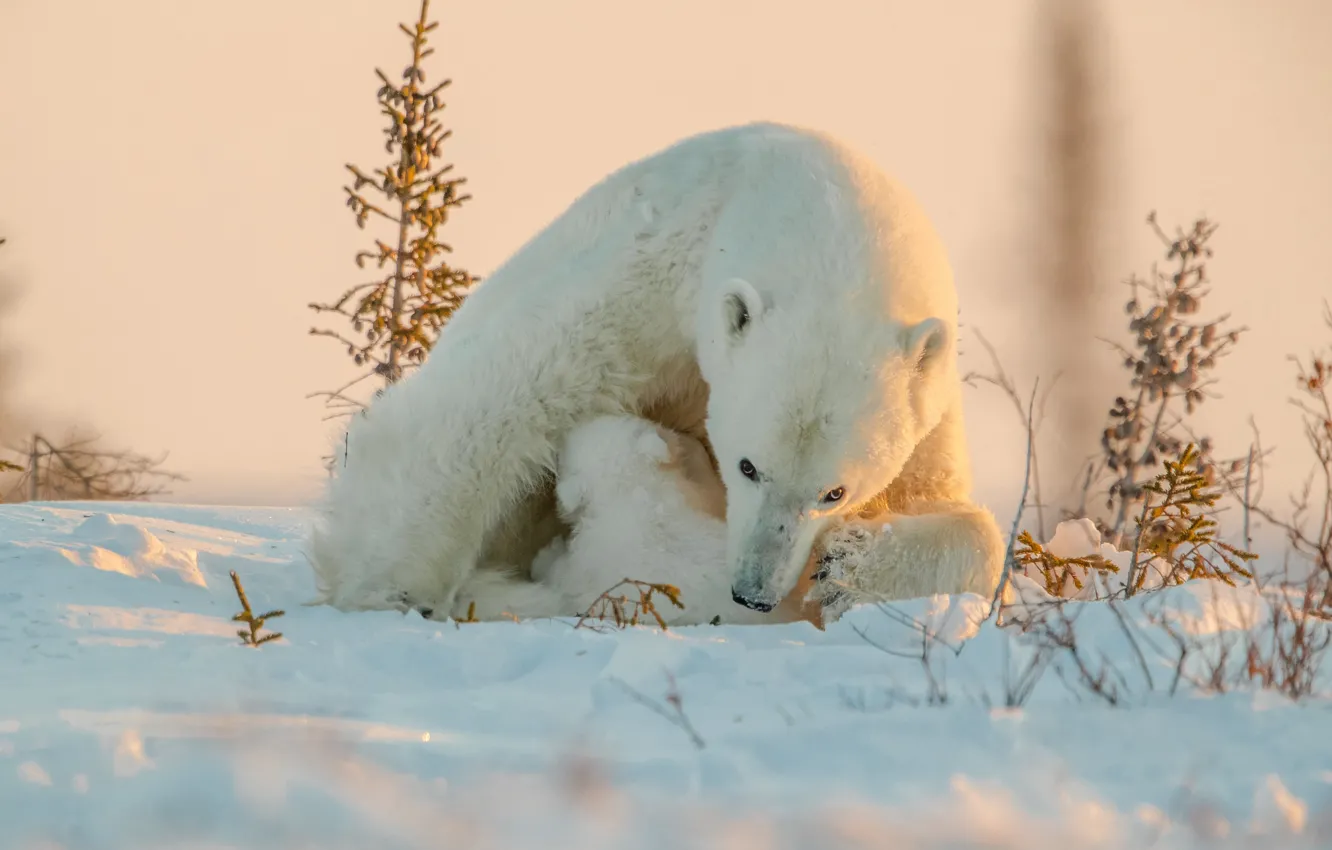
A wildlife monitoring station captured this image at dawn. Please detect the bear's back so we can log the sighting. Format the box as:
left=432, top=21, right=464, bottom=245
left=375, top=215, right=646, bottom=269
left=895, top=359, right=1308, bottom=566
left=432, top=122, right=956, bottom=364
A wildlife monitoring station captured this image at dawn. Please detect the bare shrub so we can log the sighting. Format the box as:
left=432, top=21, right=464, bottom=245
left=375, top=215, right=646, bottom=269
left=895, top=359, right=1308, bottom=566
left=1088, top=215, right=1249, bottom=542
left=1245, top=577, right=1331, bottom=699
left=850, top=601, right=966, bottom=707
left=573, top=579, right=684, bottom=632
left=609, top=671, right=705, bottom=750
left=1244, top=303, right=1332, bottom=605
left=1029, top=603, right=1129, bottom=705
left=1142, top=570, right=1330, bottom=702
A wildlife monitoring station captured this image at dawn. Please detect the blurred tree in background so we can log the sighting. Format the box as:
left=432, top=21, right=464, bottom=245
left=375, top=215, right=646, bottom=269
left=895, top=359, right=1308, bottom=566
left=5, top=430, right=183, bottom=502
left=0, top=237, right=182, bottom=502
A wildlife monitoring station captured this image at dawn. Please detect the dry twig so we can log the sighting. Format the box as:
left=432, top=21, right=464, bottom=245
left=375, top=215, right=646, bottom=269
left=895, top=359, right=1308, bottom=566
left=610, top=672, right=705, bottom=750
left=573, top=579, right=685, bottom=632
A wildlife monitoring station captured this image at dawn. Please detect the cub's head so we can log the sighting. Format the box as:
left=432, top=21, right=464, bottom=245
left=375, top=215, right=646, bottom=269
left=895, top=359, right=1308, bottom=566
left=696, top=276, right=956, bottom=612
left=554, top=415, right=726, bottom=525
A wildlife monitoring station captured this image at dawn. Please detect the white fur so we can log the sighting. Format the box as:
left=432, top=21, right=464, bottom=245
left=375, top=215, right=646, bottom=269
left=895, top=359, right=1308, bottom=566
left=806, top=502, right=1006, bottom=621
left=307, top=121, right=1003, bottom=619
left=523, top=415, right=812, bottom=626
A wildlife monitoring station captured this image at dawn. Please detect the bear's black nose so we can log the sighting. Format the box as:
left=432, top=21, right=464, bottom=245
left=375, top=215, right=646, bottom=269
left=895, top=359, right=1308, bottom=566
left=732, top=589, right=774, bottom=612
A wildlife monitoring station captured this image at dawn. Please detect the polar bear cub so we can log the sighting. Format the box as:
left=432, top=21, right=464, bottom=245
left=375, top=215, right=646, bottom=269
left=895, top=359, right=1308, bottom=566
left=525, top=415, right=818, bottom=627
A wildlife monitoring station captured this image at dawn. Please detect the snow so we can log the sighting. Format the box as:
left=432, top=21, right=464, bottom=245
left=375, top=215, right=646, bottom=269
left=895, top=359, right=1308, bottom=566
left=3, top=502, right=1331, bottom=849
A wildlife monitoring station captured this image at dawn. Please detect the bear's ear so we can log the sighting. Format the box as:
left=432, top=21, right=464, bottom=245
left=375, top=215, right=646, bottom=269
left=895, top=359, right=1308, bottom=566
left=904, top=317, right=950, bottom=374
left=554, top=472, right=586, bottom=515
left=719, top=277, right=766, bottom=342
left=635, top=427, right=674, bottom=465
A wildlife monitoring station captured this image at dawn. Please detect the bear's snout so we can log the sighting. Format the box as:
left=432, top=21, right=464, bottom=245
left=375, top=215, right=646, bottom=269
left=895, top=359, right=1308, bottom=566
left=731, top=588, right=775, bottom=612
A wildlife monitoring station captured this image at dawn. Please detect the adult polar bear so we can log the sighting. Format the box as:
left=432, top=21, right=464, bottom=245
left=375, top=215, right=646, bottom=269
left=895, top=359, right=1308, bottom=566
left=308, top=122, right=1004, bottom=621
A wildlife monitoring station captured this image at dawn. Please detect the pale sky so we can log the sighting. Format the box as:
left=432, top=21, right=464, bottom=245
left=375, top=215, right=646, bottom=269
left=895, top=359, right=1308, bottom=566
left=0, top=0, right=1329, bottom=521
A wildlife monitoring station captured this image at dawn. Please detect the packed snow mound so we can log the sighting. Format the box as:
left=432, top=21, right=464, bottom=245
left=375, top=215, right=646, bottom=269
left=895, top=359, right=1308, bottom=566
left=55, top=512, right=206, bottom=587
left=2, top=504, right=1330, bottom=849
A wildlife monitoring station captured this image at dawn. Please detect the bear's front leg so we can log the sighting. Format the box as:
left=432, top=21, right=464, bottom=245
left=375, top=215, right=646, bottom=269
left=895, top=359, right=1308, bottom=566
left=806, top=503, right=1006, bottom=623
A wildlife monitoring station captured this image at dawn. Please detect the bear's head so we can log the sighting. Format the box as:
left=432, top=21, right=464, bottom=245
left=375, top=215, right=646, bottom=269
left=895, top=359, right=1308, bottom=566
left=697, top=276, right=955, bottom=612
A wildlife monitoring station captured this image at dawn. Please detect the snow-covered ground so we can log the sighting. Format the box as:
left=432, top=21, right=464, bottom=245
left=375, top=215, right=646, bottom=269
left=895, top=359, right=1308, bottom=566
left=3, top=502, right=1330, bottom=849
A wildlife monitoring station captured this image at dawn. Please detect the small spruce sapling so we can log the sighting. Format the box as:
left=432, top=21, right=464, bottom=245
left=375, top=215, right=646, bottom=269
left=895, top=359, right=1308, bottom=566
left=1013, top=530, right=1119, bottom=597
left=309, top=0, right=474, bottom=417
left=1014, top=443, right=1257, bottom=600
left=1124, top=443, right=1257, bottom=596
left=230, top=570, right=285, bottom=647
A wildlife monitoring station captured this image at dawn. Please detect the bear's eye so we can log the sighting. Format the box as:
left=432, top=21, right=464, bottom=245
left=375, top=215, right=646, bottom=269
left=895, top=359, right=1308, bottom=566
left=822, top=487, right=845, bottom=504
left=738, top=458, right=758, bottom=481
